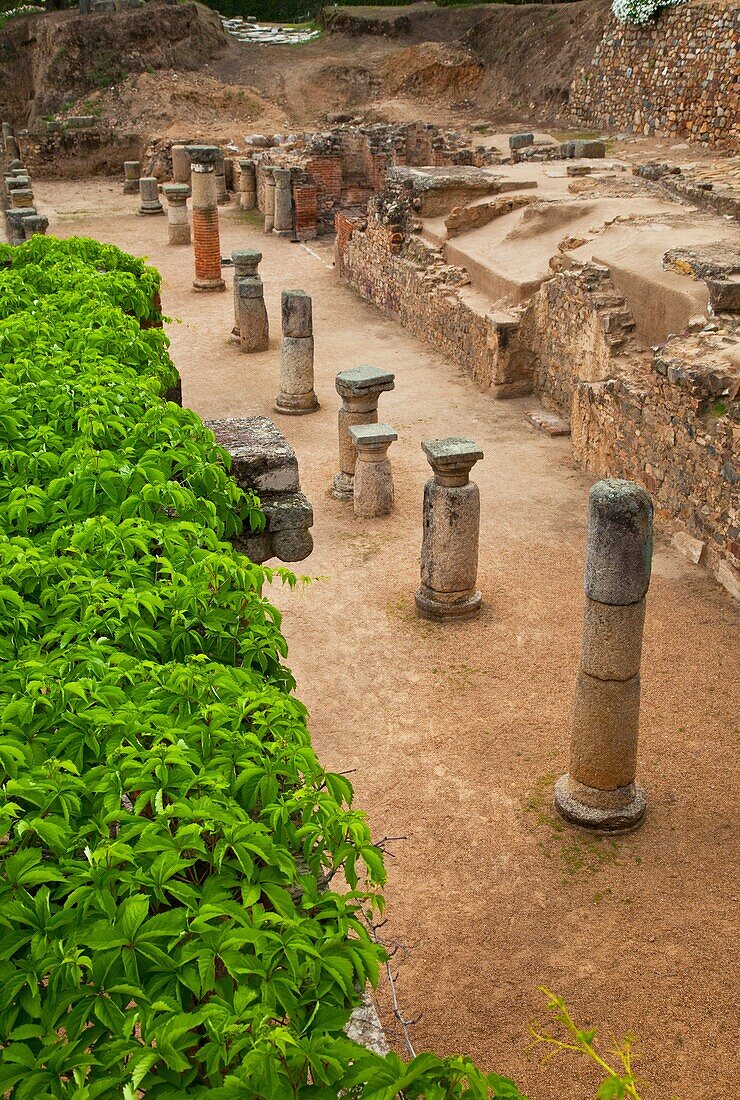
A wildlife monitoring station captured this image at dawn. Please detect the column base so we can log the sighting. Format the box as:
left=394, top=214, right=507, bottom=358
left=331, top=472, right=354, bottom=501
left=123, top=182, right=139, bottom=194
left=554, top=774, right=646, bottom=832
left=138, top=205, right=164, bottom=216
left=193, top=277, right=226, bottom=293
left=414, top=588, right=482, bottom=621
left=275, top=391, right=320, bottom=416
left=273, top=228, right=294, bottom=238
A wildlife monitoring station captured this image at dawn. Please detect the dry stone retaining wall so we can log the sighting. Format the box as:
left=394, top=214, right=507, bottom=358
left=570, top=1, right=739, bottom=149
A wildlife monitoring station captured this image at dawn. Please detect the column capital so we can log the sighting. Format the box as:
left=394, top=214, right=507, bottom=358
left=349, top=423, right=397, bottom=452
left=185, top=144, right=220, bottom=171
left=335, top=365, right=395, bottom=401
left=232, top=248, right=262, bottom=277
left=422, top=437, right=483, bottom=485
left=163, top=183, right=190, bottom=204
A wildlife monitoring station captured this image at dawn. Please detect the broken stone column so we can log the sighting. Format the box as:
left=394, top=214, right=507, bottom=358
left=4, top=133, right=20, bottom=161
left=138, top=176, right=163, bottom=216
left=275, top=289, right=319, bottom=415
left=232, top=248, right=269, bottom=352
left=186, top=145, right=225, bottom=293
left=331, top=366, right=395, bottom=500
left=238, top=158, right=256, bottom=210
left=171, top=144, right=191, bottom=186
left=10, top=188, right=34, bottom=209
left=123, top=160, right=140, bottom=194
left=214, top=149, right=229, bottom=206
left=204, top=416, right=313, bottom=563
left=6, top=207, right=36, bottom=245
left=22, top=214, right=49, bottom=238
left=162, top=183, right=190, bottom=245
left=554, top=479, right=653, bottom=832
left=415, top=438, right=483, bottom=621
left=350, top=424, right=397, bottom=518
left=263, top=168, right=276, bottom=233
left=272, top=167, right=293, bottom=236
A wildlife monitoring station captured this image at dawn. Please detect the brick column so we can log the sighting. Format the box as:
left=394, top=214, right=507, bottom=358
left=331, top=366, right=395, bottom=500
left=138, top=177, right=163, bottom=216
left=293, top=181, right=318, bottom=240
left=555, top=479, right=653, bottom=831
left=273, top=167, right=293, bottom=236
left=123, top=160, right=140, bottom=194
left=163, top=183, right=190, bottom=245
left=186, top=145, right=225, bottom=293
left=232, top=248, right=269, bottom=352
left=238, top=159, right=257, bottom=210
left=275, top=289, right=319, bottom=415
left=415, top=438, right=483, bottom=621
left=349, top=424, right=397, bottom=518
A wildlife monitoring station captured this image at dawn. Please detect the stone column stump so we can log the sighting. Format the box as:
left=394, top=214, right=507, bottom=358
left=22, top=214, right=49, bottom=238
left=215, top=149, right=229, bottom=206
left=263, top=168, right=276, bottom=233
left=555, top=479, right=653, bottom=831
left=331, top=365, right=395, bottom=500
left=123, top=160, right=140, bottom=194
left=186, top=145, right=225, bottom=293
left=162, top=183, right=191, bottom=245
left=349, top=424, right=397, bottom=518
left=275, top=289, right=319, bottom=415
left=415, top=437, right=483, bottom=621
left=138, top=177, right=163, bottom=215
left=171, top=144, right=191, bottom=186
left=273, top=167, right=293, bottom=236
left=232, top=248, right=269, bottom=352
left=10, top=188, right=34, bottom=209
left=6, top=207, right=37, bottom=246
left=238, top=158, right=257, bottom=210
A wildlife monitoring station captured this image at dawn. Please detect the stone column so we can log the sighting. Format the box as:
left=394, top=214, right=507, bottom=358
left=331, top=366, right=395, bottom=500
left=275, top=289, right=319, bottom=415
left=263, top=168, right=276, bottom=233
left=10, top=187, right=34, bottom=209
left=415, top=438, right=483, bottom=621
left=162, top=183, right=190, bottom=245
left=349, top=424, right=397, bottom=518
left=186, top=145, right=225, bottom=293
left=138, top=176, right=163, bottom=215
left=555, top=479, right=653, bottom=831
left=272, top=167, right=293, bottom=236
left=6, top=207, right=36, bottom=245
left=123, top=160, right=140, bottom=194
left=171, top=144, right=191, bottom=186
left=238, top=159, right=256, bottom=210
left=22, top=214, right=49, bottom=238
left=214, top=149, right=229, bottom=206
left=4, top=134, right=20, bottom=162
left=232, top=248, right=269, bottom=352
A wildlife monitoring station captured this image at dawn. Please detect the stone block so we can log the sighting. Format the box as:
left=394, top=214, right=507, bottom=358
left=573, top=140, right=606, bottom=158
left=205, top=416, right=299, bottom=493
left=584, top=480, right=653, bottom=606
left=509, top=132, right=534, bottom=151
left=671, top=530, right=705, bottom=564
left=569, top=670, right=641, bottom=791
left=580, top=596, right=646, bottom=681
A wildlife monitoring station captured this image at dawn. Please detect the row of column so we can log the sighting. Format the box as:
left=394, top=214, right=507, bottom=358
left=2, top=123, right=49, bottom=243
left=328, top=364, right=653, bottom=832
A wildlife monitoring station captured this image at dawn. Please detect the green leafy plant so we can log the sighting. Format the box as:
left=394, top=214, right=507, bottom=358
left=0, top=236, right=527, bottom=1098
left=531, top=988, right=645, bottom=1099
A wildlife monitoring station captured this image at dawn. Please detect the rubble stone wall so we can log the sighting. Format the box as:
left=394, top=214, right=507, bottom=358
left=337, top=212, right=739, bottom=584
left=570, top=1, right=739, bottom=148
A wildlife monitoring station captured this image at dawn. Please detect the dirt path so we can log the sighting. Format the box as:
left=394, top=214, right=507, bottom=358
left=36, top=179, right=739, bottom=1100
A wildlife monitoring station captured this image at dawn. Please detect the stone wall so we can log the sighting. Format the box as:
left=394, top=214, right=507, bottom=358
left=570, top=1, right=739, bottom=149
left=337, top=205, right=739, bottom=591
left=17, top=123, right=141, bottom=178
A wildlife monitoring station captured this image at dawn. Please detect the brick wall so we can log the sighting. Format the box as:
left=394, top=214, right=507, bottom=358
left=570, top=1, right=739, bottom=148
left=293, top=182, right=318, bottom=240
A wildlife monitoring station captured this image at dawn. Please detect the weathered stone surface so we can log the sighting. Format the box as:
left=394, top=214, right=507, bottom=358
left=671, top=530, right=705, bottom=565
left=573, top=140, right=605, bottom=158
left=568, top=670, right=641, bottom=791
left=509, top=132, right=534, bottom=151
left=281, top=289, right=313, bottom=338
left=350, top=423, right=397, bottom=519
left=276, top=336, right=319, bottom=415
left=524, top=408, right=571, bottom=437
left=205, top=416, right=299, bottom=493
left=138, top=176, right=163, bottom=215
left=554, top=774, right=646, bottom=831
left=345, top=991, right=389, bottom=1057
left=580, top=596, right=645, bottom=682
left=335, top=365, right=395, bottom=398
left=332, top=366, right=395, bottom=499
left=584, top=480, right=653, bottom=606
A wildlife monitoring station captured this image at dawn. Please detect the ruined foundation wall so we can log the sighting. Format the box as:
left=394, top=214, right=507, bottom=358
left=338, top=216, right=739, bottom=584
left=570, top=1, right=739, bottom=149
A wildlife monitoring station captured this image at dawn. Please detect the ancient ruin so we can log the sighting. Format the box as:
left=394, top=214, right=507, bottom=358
left=0, top=0, right=737, bottom=1094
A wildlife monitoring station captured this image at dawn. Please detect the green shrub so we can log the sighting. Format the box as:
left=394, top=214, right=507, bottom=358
left=0, top=236, right=527, bottom=1098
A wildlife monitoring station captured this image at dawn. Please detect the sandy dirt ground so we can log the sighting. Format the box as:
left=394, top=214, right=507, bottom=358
left=31, top=179, right=739, bottom=1100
